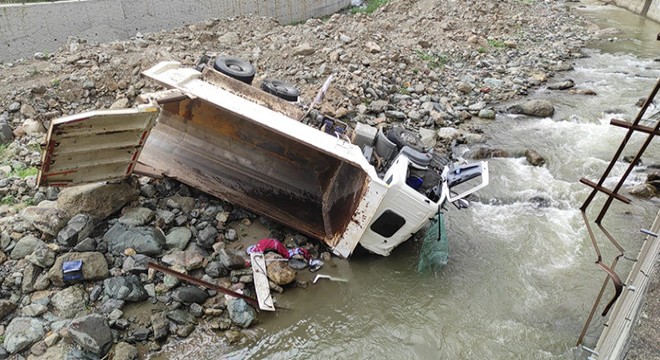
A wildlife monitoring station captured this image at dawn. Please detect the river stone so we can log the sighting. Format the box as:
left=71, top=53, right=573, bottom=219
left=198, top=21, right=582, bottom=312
left=205, top=261, right=229, bottom=278
left=171, top=286, right=209, bottom=304
left=52, top=285, right=88, bottom=319
left=25, top=243, right=56, bottom=268
left=118, top=207, right=154, bottom=226
left=99, top=299, right=125, bottom=314
left=547, top=79, right=575, bottom=90
left=628, top=183, right=659, bottom=199
left=57, top=214, right=94, bottom=247
left=165, top=227, right=192, bottom=250
left=226, top=298, right=257, bottom=328
left=525, top=149, right=546, bottom=167
left=166, top=309, right=196, bottom=325
left=104, top=223, right=165, bottom=256
left=57, top=182, right=139, bottom=221
left=176, top=324, right=196, bottom=338
left=104, top=275, right=147, bottom=302
left=67, top=314, right=113, bottom=356
left=111, top=342, right=138, bottom=360
left=437, top=127, right=461, bottom=142
left=197, top=225, right=218, bottom=248
left=162, top=250, right=204, bottom=271
left=122, top=254, right=152, bottom=274
left=266, top=254, right=297, bottom=285
left=161, top=195, right=196, bottom=214
left=217, top=249, right=246, bottom=270
left=478, top=108, right=496, bottom=119
left=0, top=300, right=16, bottom=321
left=508, top=99, right=555, bottom=118
left=22, top=205, right=69, bottom=236
left=151, top=312, right=169, bottom=340
left=3, top=317, right=44, bottom=353
left=10, top=235, right=44, bottom=260
left=48, top=252, right=109, bottom=286
left=468, top=147, right=510, bottom=160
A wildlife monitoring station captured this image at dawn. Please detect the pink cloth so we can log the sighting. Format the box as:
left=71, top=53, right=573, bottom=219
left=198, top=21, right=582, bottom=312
left=247, top=238, right=312, bottom=262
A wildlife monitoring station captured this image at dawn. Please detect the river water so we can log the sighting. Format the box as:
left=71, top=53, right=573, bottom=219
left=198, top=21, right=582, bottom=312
left=154, top=3, right=660, bottom=359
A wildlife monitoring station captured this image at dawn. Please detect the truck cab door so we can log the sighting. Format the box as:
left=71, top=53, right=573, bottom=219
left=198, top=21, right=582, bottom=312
left=37, top=105, right=159, bottom=187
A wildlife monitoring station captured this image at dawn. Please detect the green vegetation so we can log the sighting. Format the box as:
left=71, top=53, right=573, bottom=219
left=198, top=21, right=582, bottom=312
left=1, top=195, right=15, bottom=205
left=51, top=78, right=60, bottom=87
left=477, top=46, right=487, bottom=54
left=398, top=87, right=410, bottom=95
left=488, top=39, right=506, bottom=48
left=351, top=0, right=389, bottom=14
left=415, top=50, right=449, bottom=69
left=10, top=166, right=38, bottom=178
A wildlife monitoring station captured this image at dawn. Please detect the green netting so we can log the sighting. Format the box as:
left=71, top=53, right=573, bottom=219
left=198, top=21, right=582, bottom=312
left=417, top=213, right=448, bottom=273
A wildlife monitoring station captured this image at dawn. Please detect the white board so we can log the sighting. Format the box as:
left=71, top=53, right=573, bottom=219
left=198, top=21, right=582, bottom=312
left=250, top=253, right=275, bottom=311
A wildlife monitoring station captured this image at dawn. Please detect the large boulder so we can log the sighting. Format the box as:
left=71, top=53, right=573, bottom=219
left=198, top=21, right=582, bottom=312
left=265, top=253, right=297, bottom=285
left=3, top=317, right=44, bottom=353
left=103, top=275, right=148, bottom=302
left=22, top=205, right=70, bottom=236
left=48, top=252, right=109, bottom=287
left=51, top=285, right=89, bottom=319
left=104, top=224, right=165, bottom=256
left=57, top=214, right=94, bottom=247
left=525, top=149, right=546, bottom=167
left=57, top=182, right=139, bottom=221
left=508, top=99, right=555, bottom=118
left=66, top=314, right=113, bottom=356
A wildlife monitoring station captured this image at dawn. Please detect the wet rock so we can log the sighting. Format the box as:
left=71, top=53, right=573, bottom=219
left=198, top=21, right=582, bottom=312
left=166, top=309, right=196, bottom=325
left=128, top=327, right=151, bottom=342
left=265, top=253, right=296, bottom=285
left=48, top=252, right=109, bottom=286
left=25, top=243, right=56, bottom=268
left=172, top=286, right=209, bottom=305
left=176, top=324, right=196, bottom=338
left=525, top=149, right=546, bottom=167
left=226, top=298, right=257, bottom=328
left=151, top=312, right=169, bottom=340
left=217, top=249, right=246, bottom=270
left=57, top=214, right=94, bottom=247
left=66, top=314, right=113, bottom=356
left=468, top=147, right=511, bottom=160
left=105, top=224, right=165, bottom=256
left=104, top=275, right=148, bottom=302
left=197, top=225, right=218, bottom=248
left=165, top=227, right=192, bottom=250
left=0, top=300, right=17, bottom=321
left=110, top=342, right=138, bottom=360
left=478, top=108, right=496, bottom=119
left=57, top=182, right=139, bottom=221
left=118, top=207, right=155, bottom=226
left=52, top=285, right=88, bottom=319
left=3, top=317, right=44, bottom=354
left=162, top=250, right=204, bottom=271
left=547, top=79, right=575, bottom=90
left=189, top=303, right=204, bottom=317
left=122, top=254, right=153, bottom=274
left=508, top=99, right=555, bottom=118
left=628, top=183, right=659, bottom=199
left=10, top=235, right=44, bottom=260
left=22, top=205, right=69, bottom=236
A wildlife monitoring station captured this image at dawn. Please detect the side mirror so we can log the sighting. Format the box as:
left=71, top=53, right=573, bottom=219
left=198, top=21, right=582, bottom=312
left=453, top=199, right=469, bottom=209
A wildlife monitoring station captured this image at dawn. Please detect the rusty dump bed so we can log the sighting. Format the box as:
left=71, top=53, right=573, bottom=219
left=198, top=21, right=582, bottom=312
left=134, top=62, right=374, bottom=247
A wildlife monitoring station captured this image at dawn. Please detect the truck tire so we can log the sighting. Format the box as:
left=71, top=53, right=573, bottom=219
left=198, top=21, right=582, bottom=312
left=213, top=56, right=256, bottom=85
left=386, top=126, right=425, bottom=152
left=260, top=79, right=300, bottom=102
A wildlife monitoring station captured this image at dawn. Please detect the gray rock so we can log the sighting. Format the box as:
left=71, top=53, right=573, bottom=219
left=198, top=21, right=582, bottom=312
left=369, top=100, right=389, bottom=113
left=104, top=224, right=165, bottom=256
left=172, top=286, right=209, bottom=305
left=189, top=303, right=204, bottom=317
left=418, top=128, right=437, bottom=148
left=161, top=195, right=195, bottom=214
left=385, top=110, right=406, bottom=120
left=21, top=263, right=41, bottom=293
left=25, top=243, right=56, bottom=268
left=22, top=205, right=69, bottom=236
left=57, top=214, right=94, bottom=247
left=166, top=309, right=196, bottom=325
left=156, top=210, right=175, bottom=225
left=205, top=261, right=229, bottom=278
left=478, top=109, right=496, bottom=119
left=10, top=235, right=44, bottom=260
left=525, top=149, right=546, bottom=167
left=217, top=249, right=246, bottom=270
left=628, top=183, right=659, bottom=199
left=151, top=312, right=169, bottom=340
left=468, top=147, right=511, bottom=160
left=508, top=99, right=555, bottom=118
left=21, top=304, right=47, bottom=317
left=99, top=299, right=125, bottom=314
left=0, top=123, right=13, bottom=145
left=90, top=285, right=103, bottom=302
left=45, top=187, right=60, bottom=201
left=547, top=79, right=575, bottom=90
left=176, top=324, right=195, bottom=338
left=67, top=314, right=112, bottom=356
left=122, top=254, right=152, bottom=274
left=82, top=80, right=96, bottom=90
left=103, top=275, right=147, bottom=302
left=292, top=43, right=316, bottom=56
left=196, top=225, right=217, bottom=248
left=224, top=228, right=237, bottom=241
left=7, top=102, right=20, bottom=112
left=217, top=32, right=240, bottom=46
left=111, top=342, right=138, bottom=360
left=0, top=300, right=17, bottom=321
left=3, top=317, right=44, bottom=353
left=118, top=207, right=154, bottom=226
left=165, top=227, right=192, bottom=250
left=52, top=285, right=88, bottom=319
left=57, top=182, right=139, bottom=221
left=364, top=41, right=381, bottom=53
left=73, top=237, right=97, bottom=252
left=162, top=250, right=204, bottom=271
left=227, top=298, right=257, bottom=328
left=48, top=252, right=109, bottom=287
left=140, top=184, right=157, bottom=198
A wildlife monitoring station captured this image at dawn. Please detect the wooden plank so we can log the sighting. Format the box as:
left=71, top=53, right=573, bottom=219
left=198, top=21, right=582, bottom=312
left=250, top=253, right=275, bottom=311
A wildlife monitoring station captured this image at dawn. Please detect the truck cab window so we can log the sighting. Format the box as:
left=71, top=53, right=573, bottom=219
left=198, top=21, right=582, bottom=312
left=370, top=210, right=406, bottom=238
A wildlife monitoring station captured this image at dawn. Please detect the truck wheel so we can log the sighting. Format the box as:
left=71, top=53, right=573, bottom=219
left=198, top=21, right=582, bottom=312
left=213, top=56, right=256, bottom=85
left=386, top=126, right=424, bottom=152
left=260, top=79, right=300, bottom=102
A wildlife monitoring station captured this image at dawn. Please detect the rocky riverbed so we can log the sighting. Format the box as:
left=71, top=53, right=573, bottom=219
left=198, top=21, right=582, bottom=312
left=0, top=0, right=658, bottom=359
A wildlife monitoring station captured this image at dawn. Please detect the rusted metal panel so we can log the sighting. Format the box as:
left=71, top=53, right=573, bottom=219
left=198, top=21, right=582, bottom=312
left=37, top=105, right=159, bottom=187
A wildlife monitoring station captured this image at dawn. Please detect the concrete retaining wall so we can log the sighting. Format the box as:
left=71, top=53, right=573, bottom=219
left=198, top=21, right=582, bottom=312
left=0, top=0, right=351, bottom=62
left=614, top=0, right=660, bottom=23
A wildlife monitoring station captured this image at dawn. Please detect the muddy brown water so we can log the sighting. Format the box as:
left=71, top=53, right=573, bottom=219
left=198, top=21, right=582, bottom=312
left=152, top=3, right=660, bottom=359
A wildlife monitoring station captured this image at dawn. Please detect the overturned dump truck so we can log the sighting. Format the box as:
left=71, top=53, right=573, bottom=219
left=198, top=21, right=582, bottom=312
left=37, top=61, right=488, bottom=258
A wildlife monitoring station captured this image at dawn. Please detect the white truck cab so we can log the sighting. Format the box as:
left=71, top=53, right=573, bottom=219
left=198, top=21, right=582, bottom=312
left=38, top=61, right=488, bottom=258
